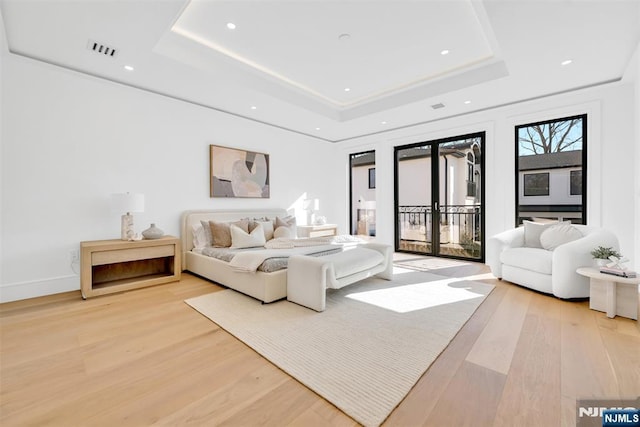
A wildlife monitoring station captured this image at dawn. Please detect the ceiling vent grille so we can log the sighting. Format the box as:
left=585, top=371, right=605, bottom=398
left=87, top=40, right=117, bottom=57
left=431, top=103, right=445, bottom=110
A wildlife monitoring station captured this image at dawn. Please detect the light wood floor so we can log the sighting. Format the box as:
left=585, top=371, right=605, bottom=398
left=1, top=259, right=639, bottom=426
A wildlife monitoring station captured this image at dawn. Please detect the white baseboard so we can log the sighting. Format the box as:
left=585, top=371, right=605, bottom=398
left=0, top=275, right=80, bottom=303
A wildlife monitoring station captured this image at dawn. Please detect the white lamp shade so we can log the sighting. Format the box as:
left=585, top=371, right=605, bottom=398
left=111, top=193, right=145, bottom=214
left=304, top=198, right=320, bottom=211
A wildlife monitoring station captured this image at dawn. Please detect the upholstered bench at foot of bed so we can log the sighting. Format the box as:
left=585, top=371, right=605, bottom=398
left=287, top=243, right=393, bottom=312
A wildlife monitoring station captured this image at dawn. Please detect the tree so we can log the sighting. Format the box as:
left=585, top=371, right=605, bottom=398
left=518, top=118, right=582, bottom=155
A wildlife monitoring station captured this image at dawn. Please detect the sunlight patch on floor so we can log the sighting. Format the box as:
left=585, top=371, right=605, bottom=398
left=345, top=277, right=487, bottom=313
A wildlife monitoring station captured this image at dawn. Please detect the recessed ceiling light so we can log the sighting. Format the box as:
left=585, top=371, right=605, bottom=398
left=344, top=88, right=351, bottom=92
left=464, top=100, right=471, bottom=104
left=123, top=65, right=134, bottom=71
left=250, top=105, right=257, bottom=110
left=441, top=49, right=450, bottom=55
left=338, top=33, right=351, bottom=41
left=561, top=59, right=572, bottom=66
left=381, top=121, right=387, bottom=125
left=226, top=22, right=236, bottom=30
left=315, top=127, right=321, bottom=131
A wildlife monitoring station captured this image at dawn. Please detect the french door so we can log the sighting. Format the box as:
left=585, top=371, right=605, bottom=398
left=394, top=132, right=485, bottom=261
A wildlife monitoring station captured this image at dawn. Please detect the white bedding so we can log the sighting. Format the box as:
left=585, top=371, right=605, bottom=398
left=264, top=235, right=362, bottom=249
left=229, top=244, right=338, bottom=273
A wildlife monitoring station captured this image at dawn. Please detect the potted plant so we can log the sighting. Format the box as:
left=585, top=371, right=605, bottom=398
left=590, top=246, right=621, bottom=267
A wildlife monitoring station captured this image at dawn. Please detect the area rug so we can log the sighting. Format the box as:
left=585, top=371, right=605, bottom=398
left=185, top=267, right=494, bottom=427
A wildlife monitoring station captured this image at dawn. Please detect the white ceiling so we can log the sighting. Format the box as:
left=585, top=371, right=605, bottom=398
left=1, top=0, right=639, bottom=142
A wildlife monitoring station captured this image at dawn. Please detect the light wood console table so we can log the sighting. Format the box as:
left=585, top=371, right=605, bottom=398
left=80, top=236, right=181, bottom=299
left=297, top=224, right=338, bottom=238
left=576, top=267, right=639, bottom=320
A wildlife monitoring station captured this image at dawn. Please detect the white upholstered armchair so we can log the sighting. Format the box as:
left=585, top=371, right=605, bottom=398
left=486, top=223, right=619, bottom=299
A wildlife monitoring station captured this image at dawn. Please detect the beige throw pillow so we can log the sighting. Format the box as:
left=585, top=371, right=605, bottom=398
left=275, top=215, right=296, bottom=238
left=209, top=219, right=249, bottom=248
left=273, top=225, right=294, bottom=239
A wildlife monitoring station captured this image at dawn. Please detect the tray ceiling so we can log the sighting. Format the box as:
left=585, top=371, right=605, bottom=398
left=1, top=0, right=638, bottom=142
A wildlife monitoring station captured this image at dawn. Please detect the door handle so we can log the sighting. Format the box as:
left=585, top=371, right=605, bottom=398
left=434, top=201, right=438, bottom=210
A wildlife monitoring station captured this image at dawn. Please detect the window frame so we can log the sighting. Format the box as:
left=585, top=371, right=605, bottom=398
left=514, top=114, right=587, bottom=225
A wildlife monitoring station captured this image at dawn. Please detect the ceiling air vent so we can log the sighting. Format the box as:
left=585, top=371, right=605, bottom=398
left=87, top=40, right=117, bottom=57
left=431, top=103, right=445, bottom=110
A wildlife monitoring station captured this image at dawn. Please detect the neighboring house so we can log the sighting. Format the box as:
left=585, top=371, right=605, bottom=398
left=518, top=150, right=583, bottom=222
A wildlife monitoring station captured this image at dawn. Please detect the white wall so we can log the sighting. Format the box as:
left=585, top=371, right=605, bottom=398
left=637, top=57, right=640, bottom=277
left=337, top=83, right=636, bottom=267
left=0, top=10, right=5, bottom=289
left=634, top=41, right=640, bottom=276
left=0, top=53, right=339, bottom=302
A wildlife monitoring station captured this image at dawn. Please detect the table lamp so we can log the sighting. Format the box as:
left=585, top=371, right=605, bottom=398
left=304, top=198, right=320, bottom=225
left=111, top=193, right=145, bottom=240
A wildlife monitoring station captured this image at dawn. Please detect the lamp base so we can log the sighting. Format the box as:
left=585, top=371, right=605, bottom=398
left=121, top=213, right=134, bottom=240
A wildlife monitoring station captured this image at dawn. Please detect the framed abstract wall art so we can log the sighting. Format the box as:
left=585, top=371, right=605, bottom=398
left=209, top=145, right=270, bottom=198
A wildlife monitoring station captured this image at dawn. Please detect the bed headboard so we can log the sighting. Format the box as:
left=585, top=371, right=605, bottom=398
left=180, top=209, right=288, bottom=265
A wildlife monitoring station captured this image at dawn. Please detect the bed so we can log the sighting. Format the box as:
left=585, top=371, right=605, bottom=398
left=180, top=209, right=338, bottom=303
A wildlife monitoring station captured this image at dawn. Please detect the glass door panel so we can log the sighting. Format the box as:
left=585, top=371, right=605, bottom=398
left=396, top=144, right=433, bottom=254
left=395, top=132, right=484, bottom=261
left=437, top=139, right=482, bottom=259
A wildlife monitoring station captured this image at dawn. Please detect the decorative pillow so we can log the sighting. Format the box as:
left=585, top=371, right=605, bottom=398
left=523, top=220, right=563, bottom=248
left=230, top=223, right=266, bottom=248
left=192, top=223, right=208, bottom=249
left=539, top=223, right=583, bottom=251
left=252, top=220, right=274, bottom=241
left=209, top=219, right=249, bottom=248
left=273, top=225, right=294, bottom=239
left=275, top=215, right=296, bottom=237
left=275, top=215, right=296, bottom=228
left=200, top=220, right=213, bottom=246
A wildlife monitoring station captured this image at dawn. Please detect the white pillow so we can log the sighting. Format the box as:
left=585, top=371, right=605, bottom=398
left=523, top=220, right=567, bottom=248
left=539, top=223, right=583, bottom=251
left=273, top=225, right=294, bottom=239
left=254, top=220, right=274, bottom=241
left=230, top=223, right=266, bottom=248
left=192, top=223, right=208, bottom=249
left=200, top=220, right=213, bottom=246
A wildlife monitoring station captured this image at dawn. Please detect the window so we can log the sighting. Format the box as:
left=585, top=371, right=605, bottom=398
left=349, top=151, right=376, bottom=236
left=523, top=173, right=549, bottom=196
left=570, top=170, right=582, bottom=195
left=515, top=114, right=587, bottom=224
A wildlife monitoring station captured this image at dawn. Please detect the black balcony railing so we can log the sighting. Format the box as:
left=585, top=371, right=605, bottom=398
left=398, top=204, right=481, bottom=258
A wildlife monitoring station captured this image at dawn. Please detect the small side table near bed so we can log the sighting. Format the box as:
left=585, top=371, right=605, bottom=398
left=576, top=267, right=640, bottom=320
left=297, top=224, right=338, bottom=238
left=80, top=236, right=181, bottom=299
